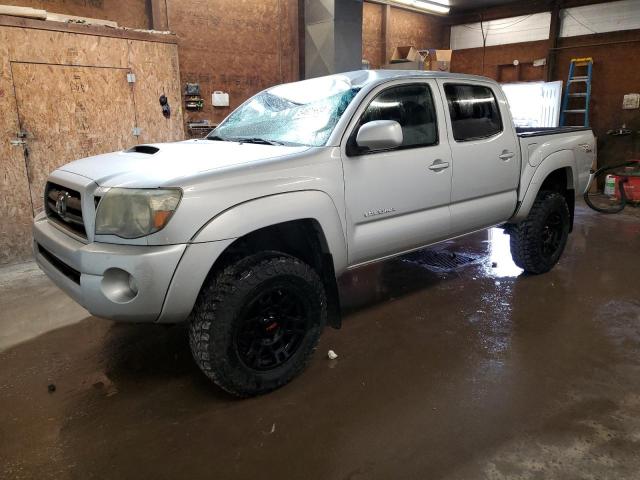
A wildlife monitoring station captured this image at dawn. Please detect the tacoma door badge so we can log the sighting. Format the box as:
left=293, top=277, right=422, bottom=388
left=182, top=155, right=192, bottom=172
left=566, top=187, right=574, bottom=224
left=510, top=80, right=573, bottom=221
left=364, top=207, right=396, bottom=218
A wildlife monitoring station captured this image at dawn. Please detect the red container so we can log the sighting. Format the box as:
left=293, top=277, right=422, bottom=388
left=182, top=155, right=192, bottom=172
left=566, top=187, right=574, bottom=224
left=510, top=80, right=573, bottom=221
left=613, top=165, right=640, bottom=203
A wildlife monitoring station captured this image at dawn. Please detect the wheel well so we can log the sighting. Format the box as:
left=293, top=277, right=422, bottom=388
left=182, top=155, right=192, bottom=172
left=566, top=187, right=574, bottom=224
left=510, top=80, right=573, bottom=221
left=540, top=167, right=575, bottom=231
left=213, top=219, right=326, bottom=271
left=207, top=219, right=342, bottom=328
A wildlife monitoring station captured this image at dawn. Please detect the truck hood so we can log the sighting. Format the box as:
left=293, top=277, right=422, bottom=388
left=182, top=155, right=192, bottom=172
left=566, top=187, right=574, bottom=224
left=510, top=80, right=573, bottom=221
left=59, top=139, right=310, bottom=188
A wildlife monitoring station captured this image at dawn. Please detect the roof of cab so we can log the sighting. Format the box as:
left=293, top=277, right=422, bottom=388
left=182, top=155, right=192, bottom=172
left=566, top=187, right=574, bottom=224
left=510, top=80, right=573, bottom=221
left=273, top=70, right=499, bottom=94
left=334, top=69, right=498, bottom=88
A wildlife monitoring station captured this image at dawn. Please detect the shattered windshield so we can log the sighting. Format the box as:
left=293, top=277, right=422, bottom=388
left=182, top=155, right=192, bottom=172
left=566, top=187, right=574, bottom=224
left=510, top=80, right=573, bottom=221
left=208, top=76, right=360, bottom=147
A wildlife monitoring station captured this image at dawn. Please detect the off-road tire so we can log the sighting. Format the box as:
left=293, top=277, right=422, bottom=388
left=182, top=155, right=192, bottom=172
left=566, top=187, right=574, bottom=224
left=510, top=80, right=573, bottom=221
left=509, top=191, right=571, bottom=274
left=188, top=251, right=327, bottom=397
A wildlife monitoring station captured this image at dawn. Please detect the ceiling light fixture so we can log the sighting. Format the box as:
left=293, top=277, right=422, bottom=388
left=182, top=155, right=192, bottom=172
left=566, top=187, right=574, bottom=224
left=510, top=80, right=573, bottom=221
left=390, top=0, right=450, bottom=15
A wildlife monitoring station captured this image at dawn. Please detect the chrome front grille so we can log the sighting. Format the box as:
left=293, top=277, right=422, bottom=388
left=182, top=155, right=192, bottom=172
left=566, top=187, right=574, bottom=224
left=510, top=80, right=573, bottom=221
left=44, top=182, right=86, bottom=238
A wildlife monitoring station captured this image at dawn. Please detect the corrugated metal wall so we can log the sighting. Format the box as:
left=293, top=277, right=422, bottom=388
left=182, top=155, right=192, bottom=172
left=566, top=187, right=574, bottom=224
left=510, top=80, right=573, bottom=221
left=450, top=13, right=551, bottom=50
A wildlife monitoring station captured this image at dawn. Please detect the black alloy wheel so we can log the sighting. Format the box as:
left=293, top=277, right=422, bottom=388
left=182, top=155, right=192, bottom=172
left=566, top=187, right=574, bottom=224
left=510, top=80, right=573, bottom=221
left=235, top=284, right=310, bottom=371
left=188, top=251, right=326, bottom=397
left=541, top=211, right=565, bottom=259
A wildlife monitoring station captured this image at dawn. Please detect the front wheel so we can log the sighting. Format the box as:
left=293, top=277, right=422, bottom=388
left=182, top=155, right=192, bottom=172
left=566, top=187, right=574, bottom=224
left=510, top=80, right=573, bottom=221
left=508, top=191, right=571, bottom=274
left=188, top=252, right=327, bottom=397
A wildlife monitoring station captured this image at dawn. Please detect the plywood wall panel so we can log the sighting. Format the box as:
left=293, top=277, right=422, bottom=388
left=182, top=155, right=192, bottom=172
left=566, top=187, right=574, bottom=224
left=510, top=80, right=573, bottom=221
left=6, top=0, right=150, bottom=29
left=363, top=1, right=384, bottom=69
left=6, top=27, right=129, bottom=67
left=12, top=63, right=138, bottom=212
left=450, top=40, right=549, bottom=78
left=0, top=28, right=34, bottom=264
left=167, top=0, right=299, bottom=128
left=362, top=3, right=447, bottom=69
left=279, top=0, right=299, bottom=85
left=0, top=24, right=183, bottom=265
left=127, top=40, right=184, bottom=145
left=389, top=6, right=447, bottom=55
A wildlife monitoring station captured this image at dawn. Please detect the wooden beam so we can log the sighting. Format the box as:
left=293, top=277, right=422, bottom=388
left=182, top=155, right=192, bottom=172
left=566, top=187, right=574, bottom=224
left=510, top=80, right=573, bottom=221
left=446, top=0, right=550, bottom=25
left=298, top=0, right=305, bottom=79
left=0, top=14, right=178, bottom=44
left=150, top=0, right=168, bottom=31
left=546, top=0, right=561, bottom=81
left=382, top=3, right=391, bottom=65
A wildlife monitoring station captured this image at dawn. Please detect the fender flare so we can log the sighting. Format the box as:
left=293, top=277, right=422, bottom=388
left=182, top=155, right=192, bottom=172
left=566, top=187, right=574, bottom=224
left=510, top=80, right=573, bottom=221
left=191, top=190, right=348, bottom=274
left=511, top=150, right=577, bottom=222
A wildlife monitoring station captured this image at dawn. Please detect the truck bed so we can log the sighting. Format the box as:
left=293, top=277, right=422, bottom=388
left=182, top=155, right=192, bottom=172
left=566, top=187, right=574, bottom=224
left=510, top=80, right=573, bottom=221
left=516, top=126, right=591, bottom=138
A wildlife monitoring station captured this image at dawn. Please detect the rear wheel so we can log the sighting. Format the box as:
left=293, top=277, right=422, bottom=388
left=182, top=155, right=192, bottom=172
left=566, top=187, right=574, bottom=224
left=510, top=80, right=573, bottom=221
left=508, top=190, right=571, bottom=274
left=188, top=252, right=326, bottom=397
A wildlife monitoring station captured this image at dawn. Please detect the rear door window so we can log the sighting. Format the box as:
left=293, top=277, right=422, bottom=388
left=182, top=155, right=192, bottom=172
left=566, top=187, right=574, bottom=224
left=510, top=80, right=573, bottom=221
left=444, top=84, right=502, bottom=141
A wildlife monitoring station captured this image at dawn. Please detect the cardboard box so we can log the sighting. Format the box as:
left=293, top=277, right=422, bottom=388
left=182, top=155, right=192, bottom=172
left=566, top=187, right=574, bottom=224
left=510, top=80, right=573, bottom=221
left=382, top=46, right=453, bottom=72
left=382, top=46, right=426, bottom=70
left=421, top=49, right=452, bottom=72
left=390, top=46, right=423, bottom=64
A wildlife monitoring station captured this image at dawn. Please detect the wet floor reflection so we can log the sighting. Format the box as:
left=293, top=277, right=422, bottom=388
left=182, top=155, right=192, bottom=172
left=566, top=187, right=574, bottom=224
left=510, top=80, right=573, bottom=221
left=483, top=228, right=524, bottom=278
left=2, top=206, right=640, bottom=479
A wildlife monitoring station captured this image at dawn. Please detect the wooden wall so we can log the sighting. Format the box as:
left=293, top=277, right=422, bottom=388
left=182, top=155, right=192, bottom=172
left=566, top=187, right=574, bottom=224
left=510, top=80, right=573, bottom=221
left=363, top=2, right=385, bottom=69
left=0, top=18, right=184, bottom=265
left=166, top=0, right=299, bottom=129
left=554, top=29, right=640, bottom=166
left=450, top=40, right=550, bottom=82
left=362, top=1, right=448, bottom=70
left=3, top=0, right=151, bottom=28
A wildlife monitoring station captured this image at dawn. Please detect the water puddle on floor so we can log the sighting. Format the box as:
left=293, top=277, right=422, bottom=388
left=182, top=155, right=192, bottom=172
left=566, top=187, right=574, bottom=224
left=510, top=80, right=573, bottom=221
left=400, top=228, right=523, bottom=279
left=482, top=228, right=523, bottom=278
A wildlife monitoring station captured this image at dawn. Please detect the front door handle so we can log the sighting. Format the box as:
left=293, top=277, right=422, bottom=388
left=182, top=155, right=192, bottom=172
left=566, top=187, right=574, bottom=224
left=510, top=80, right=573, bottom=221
left=429, top=160, right=450, bottom=171
left=499, top=150, right=515, bottom=161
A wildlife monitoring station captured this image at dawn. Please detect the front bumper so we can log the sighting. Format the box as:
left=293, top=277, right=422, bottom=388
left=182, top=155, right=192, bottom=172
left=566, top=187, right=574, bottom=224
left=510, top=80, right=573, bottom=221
left=33, top=214, right=186, bottom=322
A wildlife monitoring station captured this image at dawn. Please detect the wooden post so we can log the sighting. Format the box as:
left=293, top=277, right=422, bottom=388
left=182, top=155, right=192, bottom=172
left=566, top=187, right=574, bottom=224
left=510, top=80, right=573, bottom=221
left=299, top=0, right=305, bottom=79
left=382, top=3, right=391, bottom=65
left=546, top=0, right=560, bottom=81
left=150, top=0, right=169, bottom=31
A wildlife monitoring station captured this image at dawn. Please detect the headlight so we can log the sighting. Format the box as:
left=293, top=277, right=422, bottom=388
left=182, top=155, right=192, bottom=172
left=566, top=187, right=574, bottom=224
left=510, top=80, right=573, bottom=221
left=95, top=188, right=182, bottom=238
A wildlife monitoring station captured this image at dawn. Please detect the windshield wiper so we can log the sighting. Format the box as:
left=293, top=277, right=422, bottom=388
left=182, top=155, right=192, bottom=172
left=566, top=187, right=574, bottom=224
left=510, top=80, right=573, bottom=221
left=205, top=135, right=226, bottom=141
left=234, top=137, right=284, bottom=146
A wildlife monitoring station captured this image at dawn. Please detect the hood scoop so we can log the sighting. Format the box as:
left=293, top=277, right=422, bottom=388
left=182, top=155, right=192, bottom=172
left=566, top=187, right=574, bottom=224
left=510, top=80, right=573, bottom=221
left=127, top=145, right=159, bottom=155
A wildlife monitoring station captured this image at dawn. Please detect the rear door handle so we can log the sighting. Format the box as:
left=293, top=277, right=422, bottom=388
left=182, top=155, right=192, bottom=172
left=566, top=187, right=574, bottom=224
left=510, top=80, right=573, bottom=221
left=429, top=160, right=450, bottom=171
left=499, top=151, right=515, bottom=161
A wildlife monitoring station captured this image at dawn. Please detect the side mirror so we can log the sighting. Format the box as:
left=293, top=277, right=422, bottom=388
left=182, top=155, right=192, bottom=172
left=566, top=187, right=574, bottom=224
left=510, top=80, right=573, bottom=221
left=355, top=120, right=403, bottom=151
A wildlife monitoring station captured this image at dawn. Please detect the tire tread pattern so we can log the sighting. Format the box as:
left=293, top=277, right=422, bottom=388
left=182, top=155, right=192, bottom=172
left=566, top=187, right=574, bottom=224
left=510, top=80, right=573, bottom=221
left=188, top=252, right=326, bottom=397
left=509, top=191, right=570, bottom=275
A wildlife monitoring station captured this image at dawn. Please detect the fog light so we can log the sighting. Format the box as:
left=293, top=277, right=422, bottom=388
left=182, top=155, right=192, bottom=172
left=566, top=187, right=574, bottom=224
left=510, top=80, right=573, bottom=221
left=101, top=268, right=139, bottom=303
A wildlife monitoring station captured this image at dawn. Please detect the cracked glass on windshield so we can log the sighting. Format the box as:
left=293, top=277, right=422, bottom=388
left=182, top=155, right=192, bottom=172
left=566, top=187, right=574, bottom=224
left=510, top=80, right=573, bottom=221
left=208, top=76, right=360, bottom=147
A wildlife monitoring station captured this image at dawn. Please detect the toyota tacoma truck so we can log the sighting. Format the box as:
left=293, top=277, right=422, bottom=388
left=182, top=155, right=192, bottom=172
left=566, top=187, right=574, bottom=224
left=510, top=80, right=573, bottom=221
left=34, top=70, right=595, bottom=396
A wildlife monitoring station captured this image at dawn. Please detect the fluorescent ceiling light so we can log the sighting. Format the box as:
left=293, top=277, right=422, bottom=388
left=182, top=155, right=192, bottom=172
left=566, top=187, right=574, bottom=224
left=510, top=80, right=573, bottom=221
left=390, top=0, right=451, bottom=14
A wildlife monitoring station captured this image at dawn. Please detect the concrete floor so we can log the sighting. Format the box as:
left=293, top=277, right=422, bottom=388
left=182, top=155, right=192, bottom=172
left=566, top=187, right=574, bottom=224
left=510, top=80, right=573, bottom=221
left=1, top=203, right=639, bottom=480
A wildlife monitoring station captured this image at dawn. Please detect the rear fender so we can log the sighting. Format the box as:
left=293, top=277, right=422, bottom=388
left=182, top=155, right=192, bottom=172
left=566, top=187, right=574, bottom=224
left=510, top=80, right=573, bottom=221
left=511, top=150, right=577, bottom=222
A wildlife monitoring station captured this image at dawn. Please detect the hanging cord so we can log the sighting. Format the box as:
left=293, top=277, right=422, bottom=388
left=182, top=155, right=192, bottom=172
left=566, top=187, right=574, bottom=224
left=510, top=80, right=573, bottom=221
left=584, top=161, right=637, bottom=214
left=479, top=13, right=488, bottom=75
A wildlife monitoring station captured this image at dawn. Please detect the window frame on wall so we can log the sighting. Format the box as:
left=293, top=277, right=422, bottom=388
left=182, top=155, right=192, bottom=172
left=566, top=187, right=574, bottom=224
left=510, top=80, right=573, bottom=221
left=347, top=82, right=440, bottom=157
left=443, top=83, right=504, bottom=143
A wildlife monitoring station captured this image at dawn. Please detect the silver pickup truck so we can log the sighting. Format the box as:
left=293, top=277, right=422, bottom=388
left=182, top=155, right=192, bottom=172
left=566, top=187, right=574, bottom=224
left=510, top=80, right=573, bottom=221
left=34, top=70, right=595, bottom=396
